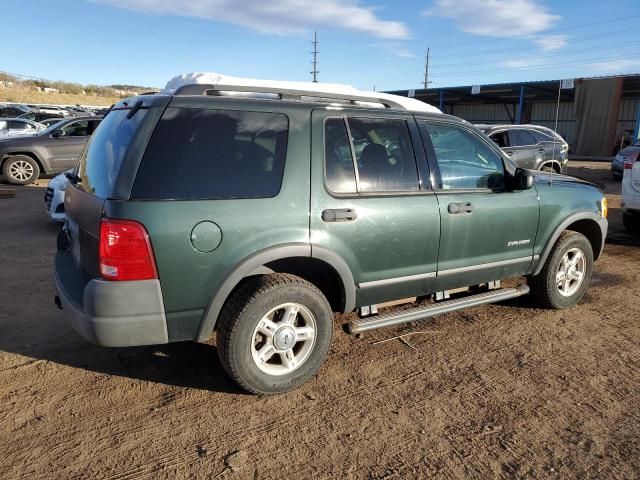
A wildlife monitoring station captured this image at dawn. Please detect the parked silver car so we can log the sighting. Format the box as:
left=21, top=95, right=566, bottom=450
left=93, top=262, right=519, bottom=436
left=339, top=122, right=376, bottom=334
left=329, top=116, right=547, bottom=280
left=0, top=118, right=45, bottom=138
left=477, top=124, right=569, bottom=173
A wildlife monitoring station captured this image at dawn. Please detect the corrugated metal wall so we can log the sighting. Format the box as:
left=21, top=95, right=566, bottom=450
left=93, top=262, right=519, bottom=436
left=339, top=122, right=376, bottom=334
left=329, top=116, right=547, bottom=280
left=447, top=103, right=514, bottom=123
left=530, top=101, right=576, bottom=148
left=448, top=101, right=578, bottom=147
left=445, top=93, right=639, bottom=155
left=617, top=98, right=638, bottom=144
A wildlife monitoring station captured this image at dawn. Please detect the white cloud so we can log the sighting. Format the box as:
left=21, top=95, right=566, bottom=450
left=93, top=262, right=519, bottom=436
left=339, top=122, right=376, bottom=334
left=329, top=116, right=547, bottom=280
left=372, top=43, right=417, bottom=58
left=585, top=58, right=640, bottom=72
left=533, top=34, right=568, bottom=51
left=500, top=58, right=545, bottom=69
left=91, top=0, right=410, bottom=39
left=425, top=0, right=560, bottom=38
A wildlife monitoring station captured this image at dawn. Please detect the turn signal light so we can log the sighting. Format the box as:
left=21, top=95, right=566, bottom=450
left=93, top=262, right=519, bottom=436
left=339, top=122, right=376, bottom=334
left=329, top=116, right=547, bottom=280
left=600, top=197, right=608, bottom=219
left=99, top=219, right=158, bottom=281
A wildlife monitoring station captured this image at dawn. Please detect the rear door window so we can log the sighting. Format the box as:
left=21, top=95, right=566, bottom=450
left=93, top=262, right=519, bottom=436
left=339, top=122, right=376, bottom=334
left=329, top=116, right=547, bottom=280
left=62, top=120, right=89, bottom=137
left=508, top=129, right=537, bottom=147
left=131, top=108, right=288, bottom=200
left=324, top=116, right=420, bottom=194
left=530, top=129, right=554, bottom=143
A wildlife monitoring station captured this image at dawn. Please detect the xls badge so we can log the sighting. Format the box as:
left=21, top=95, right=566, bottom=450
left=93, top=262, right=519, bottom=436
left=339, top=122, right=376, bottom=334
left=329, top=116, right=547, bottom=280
left=507, top=239, right=531, bottom=247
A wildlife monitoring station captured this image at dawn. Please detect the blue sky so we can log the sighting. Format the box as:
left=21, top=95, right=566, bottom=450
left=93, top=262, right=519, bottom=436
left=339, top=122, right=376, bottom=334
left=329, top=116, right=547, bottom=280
left=3, top=0, right=640, bottom=91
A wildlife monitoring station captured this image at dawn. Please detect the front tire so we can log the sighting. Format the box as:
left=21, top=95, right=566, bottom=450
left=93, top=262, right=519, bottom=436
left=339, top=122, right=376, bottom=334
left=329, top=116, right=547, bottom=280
left=217, top=274, right=334, bottom=394
left=2, top=155, right=40, bottom=185
left=528, top=231, right=593, bottom=309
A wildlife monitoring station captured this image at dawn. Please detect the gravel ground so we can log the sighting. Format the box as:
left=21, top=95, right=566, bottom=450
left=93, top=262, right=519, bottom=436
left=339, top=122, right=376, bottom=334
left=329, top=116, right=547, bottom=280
left=0, top=162, right=638, bottom=479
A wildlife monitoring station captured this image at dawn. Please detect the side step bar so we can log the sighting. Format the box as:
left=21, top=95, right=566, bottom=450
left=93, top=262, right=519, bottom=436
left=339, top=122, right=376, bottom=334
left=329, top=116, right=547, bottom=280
left=346, top=284, right=530, bottom=334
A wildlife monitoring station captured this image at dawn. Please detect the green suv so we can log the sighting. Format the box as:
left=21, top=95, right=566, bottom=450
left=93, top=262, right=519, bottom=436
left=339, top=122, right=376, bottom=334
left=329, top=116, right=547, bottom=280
left=54, top=84, right=608, bottom=394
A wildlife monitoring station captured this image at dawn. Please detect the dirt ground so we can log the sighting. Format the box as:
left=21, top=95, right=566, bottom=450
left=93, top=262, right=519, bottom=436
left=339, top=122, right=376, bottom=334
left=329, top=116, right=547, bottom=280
left=0, top=162, right=638, bottom=479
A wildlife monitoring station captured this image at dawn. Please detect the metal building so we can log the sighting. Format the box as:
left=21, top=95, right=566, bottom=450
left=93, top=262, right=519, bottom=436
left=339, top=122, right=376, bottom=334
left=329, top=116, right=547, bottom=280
left=388, top=74, right=640, bottom=157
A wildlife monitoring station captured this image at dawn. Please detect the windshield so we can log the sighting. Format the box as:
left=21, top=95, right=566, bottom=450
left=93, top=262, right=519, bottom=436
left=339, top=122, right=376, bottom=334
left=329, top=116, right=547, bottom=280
left=41, top=119, right=68, bottom=134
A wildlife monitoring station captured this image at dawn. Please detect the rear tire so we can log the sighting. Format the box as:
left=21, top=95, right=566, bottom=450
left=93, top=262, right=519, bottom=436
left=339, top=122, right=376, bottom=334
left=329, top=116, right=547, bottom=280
left=217, top=273, right=333, bottom=394
left=2, top=155, right=40, bottom=185
left=527, top=231, right=593, bottom=309
left=623, top=212, right=640, bottom=235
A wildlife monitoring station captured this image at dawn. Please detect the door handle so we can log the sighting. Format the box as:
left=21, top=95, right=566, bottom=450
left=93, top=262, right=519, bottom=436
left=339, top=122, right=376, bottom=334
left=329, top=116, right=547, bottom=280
left=448, top=202, right=473, bottom=214
left=506, top=151, right=514, bottom=156
left=536, top=148, right=545, bottom=154
left=322, top=208, right=357, bottom=222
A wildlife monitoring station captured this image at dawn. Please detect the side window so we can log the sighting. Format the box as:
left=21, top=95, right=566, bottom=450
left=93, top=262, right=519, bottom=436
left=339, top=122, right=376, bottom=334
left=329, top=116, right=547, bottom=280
left=8, top=121, right=28, bottom=130
left=531, top=129, right=553, bottom=143
left=420, top=122, right=505, bottom=190
left=323, top=117, right=420, bottom=194
left=349, top=117, right=419, bottom=192
left=87, top=120, right=102, bottom=135
left=489, top=131, right=508, bottom=148
left=62, top=120, right=89, bottom=137
left=132, top=108, right=288, bottom=200
left=325, top=118, right=357, bottom=193
left=509, top=129, right=537, bottom=147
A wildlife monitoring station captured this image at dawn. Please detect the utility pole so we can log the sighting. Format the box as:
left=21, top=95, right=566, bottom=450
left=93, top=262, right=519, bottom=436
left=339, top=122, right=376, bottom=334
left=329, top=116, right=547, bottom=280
left=311, top=31, right=319, bottom=83
left=423, top=47, right=431, bottom=90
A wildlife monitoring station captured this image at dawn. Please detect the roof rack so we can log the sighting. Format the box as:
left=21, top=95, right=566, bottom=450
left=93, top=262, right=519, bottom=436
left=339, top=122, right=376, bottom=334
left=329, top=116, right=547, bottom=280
left=172, top=83, right=407, bottom=110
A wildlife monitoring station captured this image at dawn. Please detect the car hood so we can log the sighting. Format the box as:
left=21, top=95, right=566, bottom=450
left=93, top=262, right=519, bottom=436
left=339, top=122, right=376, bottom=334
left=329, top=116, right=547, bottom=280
left=532, top=170, right=598, bottom=189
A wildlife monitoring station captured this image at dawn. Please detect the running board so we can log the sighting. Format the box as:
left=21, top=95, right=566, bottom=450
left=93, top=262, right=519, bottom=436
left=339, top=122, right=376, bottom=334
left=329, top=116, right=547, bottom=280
left=346, top=284, right=529, bottom=334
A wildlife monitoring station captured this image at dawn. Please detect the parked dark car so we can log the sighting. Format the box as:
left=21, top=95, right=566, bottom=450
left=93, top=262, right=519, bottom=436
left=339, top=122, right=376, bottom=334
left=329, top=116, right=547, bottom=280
left=0, top=116, right=102, bottom=184
left=0, top=104, right=37, bottom=119
left=611, top=139, right=640, bottom=179
left=478, top=124, right=569, bottom=173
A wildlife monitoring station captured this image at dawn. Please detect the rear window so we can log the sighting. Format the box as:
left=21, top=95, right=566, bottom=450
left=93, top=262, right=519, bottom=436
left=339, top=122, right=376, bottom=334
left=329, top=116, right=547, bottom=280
left=131, top=108, right=288, bottom=200
left=76, top=110, right=144, bottom=198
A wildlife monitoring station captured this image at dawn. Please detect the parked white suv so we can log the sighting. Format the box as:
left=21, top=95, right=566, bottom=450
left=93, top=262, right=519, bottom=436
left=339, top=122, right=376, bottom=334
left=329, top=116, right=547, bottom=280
left=44, top=170, right=70, bottom=222
left=622, top=152, right=640, bottom=234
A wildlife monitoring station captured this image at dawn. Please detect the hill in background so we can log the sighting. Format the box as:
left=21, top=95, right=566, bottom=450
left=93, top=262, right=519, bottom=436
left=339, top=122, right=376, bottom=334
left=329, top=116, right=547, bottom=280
left=0, top=72, right=158, bottom=106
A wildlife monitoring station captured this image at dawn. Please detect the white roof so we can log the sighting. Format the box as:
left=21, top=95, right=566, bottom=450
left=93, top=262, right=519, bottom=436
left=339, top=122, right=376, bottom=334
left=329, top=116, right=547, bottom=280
left=163, top=72, right=441, bottom=114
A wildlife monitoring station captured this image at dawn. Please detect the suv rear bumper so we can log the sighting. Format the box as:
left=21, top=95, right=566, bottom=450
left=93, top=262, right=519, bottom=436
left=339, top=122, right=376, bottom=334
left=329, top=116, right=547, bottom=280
left=54, top=250, right=168, bottom=347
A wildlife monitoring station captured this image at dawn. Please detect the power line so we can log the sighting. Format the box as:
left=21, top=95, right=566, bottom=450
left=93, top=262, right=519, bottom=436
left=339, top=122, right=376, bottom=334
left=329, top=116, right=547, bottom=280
left=428, top=13, right=640, bottom=50
left=428, top=28, right=637, bottom=60
left=429, top=52, right=639, bottom=77
left=431, top=40, right=640, bottom=69
left=310, top=31, right=319, bottom=83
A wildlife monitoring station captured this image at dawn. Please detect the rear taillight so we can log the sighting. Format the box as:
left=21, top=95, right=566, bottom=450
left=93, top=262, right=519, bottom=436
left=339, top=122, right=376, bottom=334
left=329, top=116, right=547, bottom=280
left=624, top=151, right=639, bottom=169
left=99, top=219, right=158, bottom=281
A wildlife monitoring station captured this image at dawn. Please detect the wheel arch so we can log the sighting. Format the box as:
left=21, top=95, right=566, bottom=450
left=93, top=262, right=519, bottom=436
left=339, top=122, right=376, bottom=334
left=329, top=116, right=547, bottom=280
left=196, top=243, right=356, bottom=341
left=531, top=212, right=606, bottom=276
left=538, top=160, right=562, bottom=173
left=1, top=151, right=46, bottom=174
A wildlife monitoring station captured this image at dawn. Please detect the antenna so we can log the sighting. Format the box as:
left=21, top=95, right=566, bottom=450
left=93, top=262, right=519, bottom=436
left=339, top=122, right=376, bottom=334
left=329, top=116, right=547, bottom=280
left=311, top=31, right=319, bottom=83
left=423, top=47, right=431, bottom=90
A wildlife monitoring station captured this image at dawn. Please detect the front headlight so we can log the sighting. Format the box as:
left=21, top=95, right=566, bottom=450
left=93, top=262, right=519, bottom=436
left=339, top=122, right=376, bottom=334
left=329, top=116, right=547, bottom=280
left=600, top=197, right=608, bottom=218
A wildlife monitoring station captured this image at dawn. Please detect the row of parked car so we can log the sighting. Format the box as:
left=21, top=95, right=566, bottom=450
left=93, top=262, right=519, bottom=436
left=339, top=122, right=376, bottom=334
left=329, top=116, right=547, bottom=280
left=0, top=103, right=109, bottom=139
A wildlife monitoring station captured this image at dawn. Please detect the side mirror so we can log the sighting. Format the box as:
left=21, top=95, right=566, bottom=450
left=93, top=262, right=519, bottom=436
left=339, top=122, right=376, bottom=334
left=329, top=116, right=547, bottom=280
left=512, top=168, right=534, bottom=190
left=51, top=129, right=64, bottom=138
